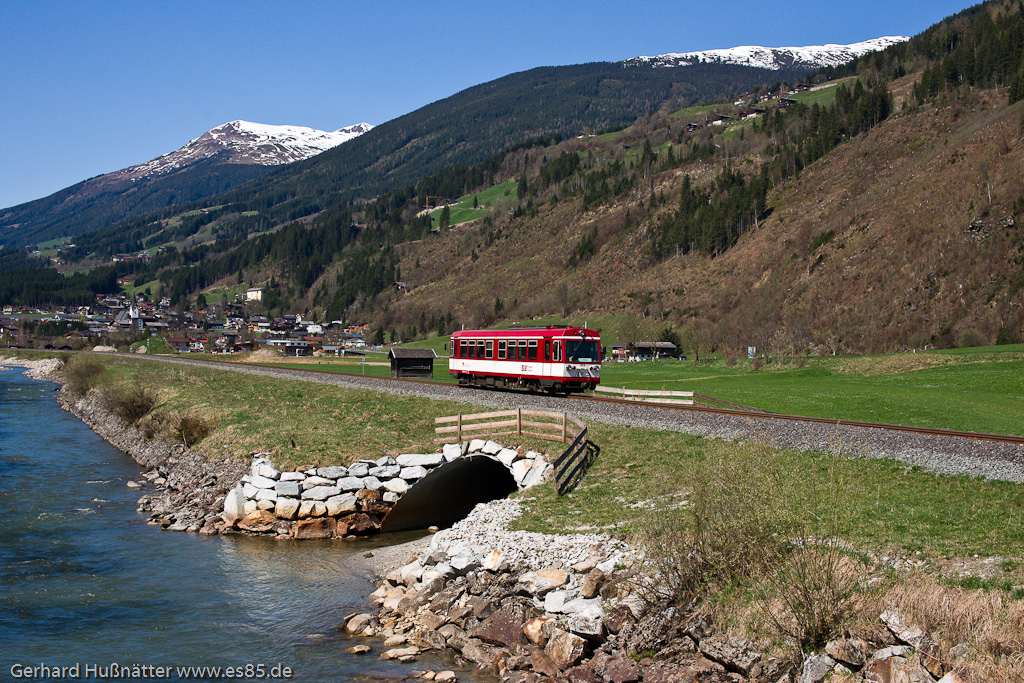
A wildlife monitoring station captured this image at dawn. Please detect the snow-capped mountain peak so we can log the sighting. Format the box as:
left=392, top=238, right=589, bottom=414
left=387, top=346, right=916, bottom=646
left=623, top=36, right=908, bottom=71
left=121, top=120, right=374, bottom=182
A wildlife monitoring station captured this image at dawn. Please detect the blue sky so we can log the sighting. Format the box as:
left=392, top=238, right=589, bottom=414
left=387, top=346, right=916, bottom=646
left=0, top=0, right=971, bottom=210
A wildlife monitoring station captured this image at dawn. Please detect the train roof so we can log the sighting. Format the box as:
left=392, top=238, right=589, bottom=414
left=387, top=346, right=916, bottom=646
left=451, top=326, right=598, bottom=339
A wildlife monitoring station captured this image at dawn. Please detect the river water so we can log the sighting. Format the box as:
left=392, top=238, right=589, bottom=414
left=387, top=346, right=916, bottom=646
left=0, top=367, right=473, bottom=682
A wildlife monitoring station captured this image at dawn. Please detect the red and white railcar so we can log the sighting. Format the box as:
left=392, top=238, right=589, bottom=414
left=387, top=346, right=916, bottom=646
left=448, top=326, right=601, bottom=393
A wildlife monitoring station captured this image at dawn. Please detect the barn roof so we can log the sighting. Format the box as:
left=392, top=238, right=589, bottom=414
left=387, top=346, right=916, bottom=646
left=388, top=348, right=437, bottom=359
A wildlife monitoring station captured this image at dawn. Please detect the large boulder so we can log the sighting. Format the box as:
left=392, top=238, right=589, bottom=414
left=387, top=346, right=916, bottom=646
left=292, top=517, right=336, bottom=539
left=325, top=493, right=358, bottom=516
left=274, top=497, right=300, bottom=520
left=545, top=629, right=587, bottom=671
left=222, top=486, right=246, bottom=523
left=302, top=485, right=341, bottom=501
left=470, top=603, right=529, bottom=649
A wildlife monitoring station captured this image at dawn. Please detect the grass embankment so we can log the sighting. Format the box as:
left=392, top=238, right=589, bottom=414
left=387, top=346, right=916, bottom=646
left=36, top=350, right=1024, bottom=676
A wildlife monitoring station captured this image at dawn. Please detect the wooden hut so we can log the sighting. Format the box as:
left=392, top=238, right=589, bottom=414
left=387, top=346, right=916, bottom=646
left=388, top=348, right=437, bottom=378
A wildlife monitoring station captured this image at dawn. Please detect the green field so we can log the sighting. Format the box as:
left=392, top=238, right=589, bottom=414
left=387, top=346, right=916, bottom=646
left=430, top=181, right=518, bottom=229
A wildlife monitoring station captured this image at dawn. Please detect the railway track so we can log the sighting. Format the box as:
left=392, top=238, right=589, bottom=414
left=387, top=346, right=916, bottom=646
left=114, top=352, right=1024, bottom=446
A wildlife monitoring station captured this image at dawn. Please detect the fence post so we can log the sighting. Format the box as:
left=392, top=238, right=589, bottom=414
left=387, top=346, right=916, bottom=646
left=456, top=414, right=462, bottom=443
left=562, top=412, right=567, bottom=443
left=517, top=407, right=522, bottom=436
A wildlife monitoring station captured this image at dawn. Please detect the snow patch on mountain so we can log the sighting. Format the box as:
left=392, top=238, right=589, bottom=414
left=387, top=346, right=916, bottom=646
left=121, top=121, right=373, bottom=181
left=623, top=37, right=908, bottom=71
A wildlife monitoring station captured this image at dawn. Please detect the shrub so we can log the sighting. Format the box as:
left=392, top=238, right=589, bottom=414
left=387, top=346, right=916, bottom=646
left=958, top=328, right=985, bottom=348
left=61, top=355, right=107, bottom=398
left=174, top=411, right=215, bottom=447
left=751, top=357, right=763, bottom=371
left=101, top=384, right=158, bottom=424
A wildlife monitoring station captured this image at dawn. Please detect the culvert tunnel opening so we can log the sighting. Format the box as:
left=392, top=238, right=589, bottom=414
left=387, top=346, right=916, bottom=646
left=380, top=455, right=517, bottom=533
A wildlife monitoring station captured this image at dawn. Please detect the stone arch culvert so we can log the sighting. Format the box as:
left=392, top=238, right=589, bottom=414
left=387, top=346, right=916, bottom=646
left=222, top=439, right=553, bottom=539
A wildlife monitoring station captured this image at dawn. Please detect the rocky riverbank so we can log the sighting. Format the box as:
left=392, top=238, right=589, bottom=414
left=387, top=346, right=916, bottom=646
left=347, top=499, right=978, bottom=683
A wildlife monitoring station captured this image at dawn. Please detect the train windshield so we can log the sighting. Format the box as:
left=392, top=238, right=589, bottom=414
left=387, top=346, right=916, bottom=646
left=565, top=339, right=599, bottom=363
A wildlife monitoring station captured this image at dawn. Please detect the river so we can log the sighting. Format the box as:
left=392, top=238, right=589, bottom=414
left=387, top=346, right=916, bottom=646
left=0, top=367, right=473, bottom=682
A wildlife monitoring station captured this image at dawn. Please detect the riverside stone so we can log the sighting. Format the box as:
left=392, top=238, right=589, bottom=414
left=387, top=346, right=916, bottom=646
left=348, top=463, right=370, bottom=477
left=481, top=441, right=502, bottom=455
left=370, top=465, right=400, bottom=478
left=375, top=456, right=397, bottom=466
left=400, top=466, right=428, bottom=480
left=442, top=444, right=462, bottom=461
left=274, top=481, right=300, bottom=497
left=468, top=439, right=486, bottom=452
left=361, top=476, right=383, bottom=491
left=249, top=474, right=277, bottom=489
left=496, top=448, right=519, bottom=466
left=275, top=497, right=299, bottom=520
left=223, top=486, right=246, bottom=522
left=337, top=476, right=364, bottom=491
left=253, top=487, right=278, bottom=501
left=302, top=476, right=336, bottom=488
left=255, top=463, right=280, bottom=480
left=302, top=485, right=341, bottom=501
left=298, top=500, right=327, bottom=518
left=325, top=493, right=358, bottom=516
left=293, top=517, right=336, bottom=539
left=511, top=459, right=533, bottom=484
left=519, top=568, right=568, bottom=595
left=396, top=453, right=444, bottom=468
left=521, top=462, right=550, bottom=489
left=471, top=603, right=528, bottom=648
left=279, top=471, right=306, bottom=481
left=317, top=466, right=348, bottom=479
left=384, top=478, right=410, bottom=494
left=242, top=483, right=259, bottom=499
left=545, top=629, right=587, bottom=670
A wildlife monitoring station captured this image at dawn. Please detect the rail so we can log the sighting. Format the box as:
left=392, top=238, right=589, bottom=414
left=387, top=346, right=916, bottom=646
left=434, top=409, right=593, bottom=495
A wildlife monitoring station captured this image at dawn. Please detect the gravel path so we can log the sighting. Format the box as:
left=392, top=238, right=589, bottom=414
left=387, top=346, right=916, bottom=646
left=130, top=355, right=1024, bottom=483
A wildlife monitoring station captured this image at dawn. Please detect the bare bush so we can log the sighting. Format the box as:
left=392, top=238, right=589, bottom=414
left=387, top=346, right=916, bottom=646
left=174, top=411, right=216, bottom=447
left=101, top=384, right=158, bottom=425
left=61, top=355, right=107, bottom=398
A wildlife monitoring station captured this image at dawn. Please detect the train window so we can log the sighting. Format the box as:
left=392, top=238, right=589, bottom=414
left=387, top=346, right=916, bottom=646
left=477, top=340, right=486, bottom=358
left=553, top=341, right=562, bottom=362
left=467, top=340, right=476, bottom=358
left=498, top=340, right=506, bottom=359
left=459, top=340, right=467, bottom=358
left=517, top=340, right=527, bottom=359
left=485, top=341, right=493, bottom=359
left=527, top=340, right=537, bottom=360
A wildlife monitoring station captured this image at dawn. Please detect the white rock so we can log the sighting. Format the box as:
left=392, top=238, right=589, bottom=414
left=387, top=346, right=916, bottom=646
left=348, top=463, right=370, bottom=477
left=396, top=453, right=444, bottom=468
left=302, top=476, right=335, bottom=489
left=243, top=500, right=259, bottom=515
left=512, top=459, right=533, bottom=485
left=255, top=463, right=280, bottom=480
left=521, top=462, right=551, bottom=489
left=496, top=448, right=519, bottom=466
left=384, top=478, right=410, bottom=494
left=442, top=444, right=463, bottom=461
left=481, top=441, right=502, bottom=455
left=249, top=474, right=277, bottom=490
left=275, top=481, right=301, bottom=497
left=317, top=466, right=348, bottom=479
left=400, top=561, right=424, bottom=586
left=242, top=483, right=259, bottom=500
left=326, top=493, right=358, bottom=516
left=399, top=466, right=428, bottom=480
left=223, top=486, right=246, bottom=522
left=275, top=497, right=299, bottom=520
left=468, top=439, right=486, bottom=452
left=279, top=471, right=306, bottom=481
left=383, top=492, right=400, bottom=503
left=250, top=458, right=273, bottom=476
left=449, top=551, right=481, bottom=575
left=257, top=498, right=276, bottom=510
left=254, top=488, right=278, bottom=502
left=337, top=476, right=364, bottom=491
left=361, top=476, right=383, bottom=491
left=370, top=465, right=400, bottom=478
left=302, top=486, right=341, bottom=501
left=299, top=500, right=327, bottom=518
left=544, top=590, right=568, bottom=613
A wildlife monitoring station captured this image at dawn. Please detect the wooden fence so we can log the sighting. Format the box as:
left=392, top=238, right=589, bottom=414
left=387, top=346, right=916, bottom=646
left=593, top=385, right=695, bottom=405
left=593, top=386, right=766, bottom=412
left=433, top=409, right=592, bottom=495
